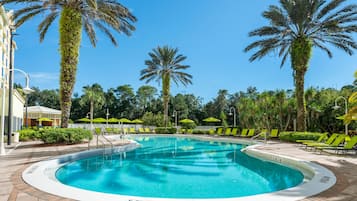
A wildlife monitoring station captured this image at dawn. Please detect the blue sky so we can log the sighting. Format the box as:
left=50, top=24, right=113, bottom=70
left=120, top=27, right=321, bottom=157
left=10, top=0, right=357, bottom=102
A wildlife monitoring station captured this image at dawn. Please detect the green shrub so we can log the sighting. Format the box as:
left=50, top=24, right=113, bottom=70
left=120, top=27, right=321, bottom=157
left=19, top=129, right=40, bottom=141
left=279, top=131, right=324, bottom=142
left=181, top=122, right=197, bottom=129
left=155, top=127, right=177, bottom=134
left=39, top=128, right=92, bottom=144
left=192, top=129, right=208, bottom=134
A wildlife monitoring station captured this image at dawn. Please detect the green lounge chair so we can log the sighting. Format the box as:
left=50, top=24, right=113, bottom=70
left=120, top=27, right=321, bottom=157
left=138, top=127, right=145, bottom=133
left=269, top=129, right=279, bottom=138
left=258, top=129, right=268, bottom=138
left=317, top=135, right=357, bottom=154
left=187, top=129, right=193, bottom=134
left=94, top=127, right=101, bottom=135
left=209, top=129, right=215, bottom=135
left=123, top=128, right=129, bottom=134
left=303, top=133, right=338, bottom=147
left=240, top=129, right=248, bottom=137
left=231, top=128, right=238, bottom=136
left=129, top=127, right=136, bottom=134
left=296, top=133, right=328, bottom=144
left=144, top=128, right=151, bottom=133
left=307, top=134, right=346, bottom=150
left=216, top=127, right=223, bottom=135
left=225, top=128, right=232, bottom=136
left=246, top=129, right=255, bottom=137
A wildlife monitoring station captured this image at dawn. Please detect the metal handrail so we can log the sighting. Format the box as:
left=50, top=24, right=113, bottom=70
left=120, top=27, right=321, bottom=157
left=250, top=131, right=267, bottom=144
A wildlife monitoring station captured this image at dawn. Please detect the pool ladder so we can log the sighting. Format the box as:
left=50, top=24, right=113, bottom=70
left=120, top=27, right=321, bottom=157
left=88, top=128, right=114, bottom=156
left=250, top=131, right=267, bottom=144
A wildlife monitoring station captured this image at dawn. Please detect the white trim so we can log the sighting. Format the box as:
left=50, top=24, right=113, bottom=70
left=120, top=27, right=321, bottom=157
left=22, top=136, right=336, bottom=201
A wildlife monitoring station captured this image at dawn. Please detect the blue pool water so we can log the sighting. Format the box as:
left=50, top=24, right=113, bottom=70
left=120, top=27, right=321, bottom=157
left=56, top=136, right=304, bottom=198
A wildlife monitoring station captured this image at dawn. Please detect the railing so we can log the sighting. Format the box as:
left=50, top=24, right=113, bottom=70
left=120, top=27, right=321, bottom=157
left=250, top=131, right=267, bottom=144
left=88, top=128, right=114, bottom=156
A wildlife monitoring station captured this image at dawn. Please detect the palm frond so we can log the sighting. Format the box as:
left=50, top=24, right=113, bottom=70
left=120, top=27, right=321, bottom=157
left=38, top=12, right=58, bottom=42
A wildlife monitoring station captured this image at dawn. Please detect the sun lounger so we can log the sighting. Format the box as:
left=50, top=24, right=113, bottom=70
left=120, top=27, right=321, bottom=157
left=316, top=135, right=357, bottom=154
left=144, top=128, right=150, bottom=133
left=240, top=129, right=248, bottom=137
left=225, top=128, right=232, bottom=135
left=138, top=127, right=145, bottom=133
left=303, top=133, right=338, bottom=147
left=231, top=128, right=238, bottom=136
left=129, top=127, right=136, bottom=134
left=216, top=127, right=223, bottom=135
left=306, top=134, right=346, bottom=150
left=269, top=129, right=279, bottom=138
left=245, top=129, right=255, bottom=137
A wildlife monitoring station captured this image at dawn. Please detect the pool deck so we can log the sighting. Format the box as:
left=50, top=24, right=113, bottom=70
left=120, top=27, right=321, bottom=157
left=0, top=135, right=356, bottom=201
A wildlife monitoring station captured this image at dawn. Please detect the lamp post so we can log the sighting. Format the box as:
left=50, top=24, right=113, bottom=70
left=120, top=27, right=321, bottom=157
left=333, top=96, right=348, bottom=136
left=228, top=107, right=236, bottom=127
left=172, top=110, right=178, bottom=132
left=1, top=68, right=33, bottom=155
left=106, top=108, right=109, bottom=128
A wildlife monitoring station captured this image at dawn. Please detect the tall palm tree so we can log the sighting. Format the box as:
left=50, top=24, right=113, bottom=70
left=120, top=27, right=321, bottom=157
left=244, top=0, right=357, bottom=131
left=79, top=84, right=105, bottom=129
left=140, top=46, right=192, bottom=127
left=1, top=0, right=136, bottom=128
left=0, top=6, right=8, bottom=29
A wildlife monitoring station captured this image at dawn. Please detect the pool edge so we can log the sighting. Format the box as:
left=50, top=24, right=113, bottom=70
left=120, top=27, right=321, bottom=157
left=22, top=136, right=336, bottom=201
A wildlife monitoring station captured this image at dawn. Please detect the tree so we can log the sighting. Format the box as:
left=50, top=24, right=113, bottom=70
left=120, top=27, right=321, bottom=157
left=115, top=85, right=136, bottom=119
left=245, top=0, right=357, bottom=131
left=140, top=46, right=192, bottom=127
left=2, top=0, right=137, bottom=127
left=79, top=84, right=105, bottom=126
left=136, top=85, right=157, bottom=115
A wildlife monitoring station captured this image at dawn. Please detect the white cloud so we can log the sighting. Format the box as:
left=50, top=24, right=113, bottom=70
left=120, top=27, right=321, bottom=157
left=29, top=72, right=59, bottom=80
left=27, top=72, right=59, bottom=89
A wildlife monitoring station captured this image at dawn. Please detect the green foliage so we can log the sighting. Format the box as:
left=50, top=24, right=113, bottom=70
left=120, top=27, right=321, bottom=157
left=142, top=112, right=165, bottom=127
left=245, top=0, right=357, bottom=131
left=38, top=128, right=92, bottom=144
left=192, top=129, right=209, bottom=134
left=154, top=127, right=177, bottom=134
left=181, top=122, right=196, bottom=129
left=279, top=131, right=324, bottom=142
left=19, top=129, right=40, bottom=141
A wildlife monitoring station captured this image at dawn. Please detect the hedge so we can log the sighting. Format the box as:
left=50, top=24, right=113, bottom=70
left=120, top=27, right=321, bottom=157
left=19, top=128, right=92, bottom=144
left=155, top=127, right=177, bottom=134
left=279, top=131, right=325, bottom=142
left=19, top=129, right=40, bottom=141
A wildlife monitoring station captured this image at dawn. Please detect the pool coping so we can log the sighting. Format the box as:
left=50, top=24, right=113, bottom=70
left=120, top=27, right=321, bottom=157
left=22, top=135, right=336, bottom=201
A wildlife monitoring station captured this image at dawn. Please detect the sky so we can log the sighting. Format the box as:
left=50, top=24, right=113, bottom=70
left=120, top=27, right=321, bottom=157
left=8, top=0, right=357, bottom=103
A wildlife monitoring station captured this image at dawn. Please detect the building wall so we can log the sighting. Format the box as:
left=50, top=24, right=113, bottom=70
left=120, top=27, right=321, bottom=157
left=0, top=7, right=25, bottom=132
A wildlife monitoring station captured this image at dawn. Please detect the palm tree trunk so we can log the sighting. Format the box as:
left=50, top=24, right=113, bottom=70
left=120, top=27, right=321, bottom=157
left=162, top=74, right=170, bottom=127
left=295, top=69, right=306, bottom=131
left=59, top=7, right=82, bottom=128
left=291, top=37, right=312, bottom=131
left=90, top=100, right=94, bottom=131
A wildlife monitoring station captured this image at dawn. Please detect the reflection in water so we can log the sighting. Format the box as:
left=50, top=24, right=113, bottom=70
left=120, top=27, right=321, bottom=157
left=56, top=136, right=303, bottom=198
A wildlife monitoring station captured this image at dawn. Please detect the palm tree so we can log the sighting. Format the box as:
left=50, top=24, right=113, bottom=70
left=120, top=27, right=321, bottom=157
left=79, top=84, right=105, bottom=130
left=140, top=46, right=192, bottom=127
left=244, top=0, right=357, bottom=131
left=1, top=0, right=137, bottom=128
left=0, top=6, right=8, bottom=29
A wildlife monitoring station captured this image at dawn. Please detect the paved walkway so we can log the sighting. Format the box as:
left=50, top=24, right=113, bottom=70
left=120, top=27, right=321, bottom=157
left=0, top=136, right=356, bottom=201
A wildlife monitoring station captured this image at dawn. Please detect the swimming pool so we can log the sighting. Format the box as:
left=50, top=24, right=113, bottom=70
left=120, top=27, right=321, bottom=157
left=22, top=135, right=336, bottom=201
left=56, top=136, right=303, bottom=199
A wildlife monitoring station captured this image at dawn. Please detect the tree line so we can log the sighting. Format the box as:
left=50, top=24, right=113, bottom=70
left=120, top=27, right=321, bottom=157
left=24, top=83, right=356, bottom=133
